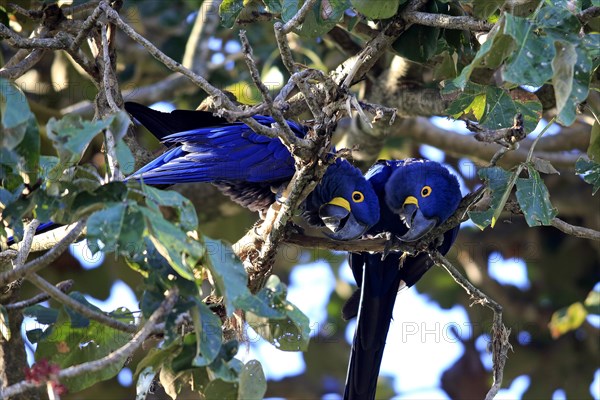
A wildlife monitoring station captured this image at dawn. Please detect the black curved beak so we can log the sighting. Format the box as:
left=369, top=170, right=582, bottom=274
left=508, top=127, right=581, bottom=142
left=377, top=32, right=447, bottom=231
left=319, top=203, right=369, bottom=240
left=398, top=203, right=437, bottom=242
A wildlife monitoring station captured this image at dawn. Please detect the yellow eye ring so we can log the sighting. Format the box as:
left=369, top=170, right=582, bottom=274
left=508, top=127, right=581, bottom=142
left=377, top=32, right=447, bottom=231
left=421, top=186, right=432, bottom=198
left=352, top=191, right=364, bottom=203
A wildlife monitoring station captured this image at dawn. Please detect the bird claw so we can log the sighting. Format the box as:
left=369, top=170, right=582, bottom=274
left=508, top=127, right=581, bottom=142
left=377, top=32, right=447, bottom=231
left=381, top=232, right=402, bottom=261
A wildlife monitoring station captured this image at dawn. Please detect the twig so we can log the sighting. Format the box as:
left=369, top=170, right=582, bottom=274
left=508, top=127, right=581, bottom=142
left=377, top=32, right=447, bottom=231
left=100, top=3, right=293, bottom=145
left=14, top=219, right=41, bottom=268
left=5, top=280, right=73, bottom=310
left=281, top=0, right=318, bottom=33
left=273, top=22, right=324, bottom=122
left=27, top=273, right=137, bottom=333
left=239, top=30, right=308, bottom=152
left=470, top=114, right=527, bottom=146
left=550, top=218, right=600, bottom=241
left=526, top=117, right=556, bottom=163
left=70, top=4, right=103, bottom=51
left=100, top=24, right=119, bottom=112
left=0, top=49, right=47, bottom=79
left=404, top=11, right=493, bottom=31
left=429, top=251, right=511, bottom=400
left=578, top=6, right=600, bottom=25
left=0, top=287, right=178, bottom=399
left=0, top=220, right=86, bottom=286
left=0, top=24, right=69, bottom=49
left=63, top=0, right=102, bottom=16
left=399, top=117, right=583, bottom=169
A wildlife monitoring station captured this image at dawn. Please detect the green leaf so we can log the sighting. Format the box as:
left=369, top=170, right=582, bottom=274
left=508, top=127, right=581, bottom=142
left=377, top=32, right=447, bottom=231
left=142, top=186, right=198, bottom=231
left=35, top=307, right=134, bottom=392
left=452, top=18, right=513, bottom=89
left=392, top=24, right=439, bottom=63
left=445, top=84, right=542, bottom=132
left=134, top=344, right=181, bottom=379
left=584, top=289, right=600, bottom=315
left=219, top=0, right=244, bottom=28
left=70, top=181, right=128, bottom=219
left=86, top=203, right=127, bottom=254
left=191, top=300, right=223, bottom=367
left=116, top=139, right=135, bottom=174
left=587, top=121, right=600, bottom=161
left=281, top=0, right=301, bottom=22
left=141, top=207, right=203, bottom=281
left=549, top=302, right=588, bottom=338
left=14, top=115, right=40, bottom=184
left=392, top=0, right=440, bottom=62
left=445, top=82, right=487, bottom=120
left=238, top=360, right=266, bottom=400
left=0, top=78, right=32, bottom=150
left=555, top=45, right=593, bottom=126
left=23, top=305, right=59, bottom=325
left=205, top=238, right=251, bottom=316
left=245, top=275, right=310, bottom=351
left=135, top=367, right=157, bottom=400
left=472, top=0, right=503, bottom=19
left=531, top=157, right=560, bottom=175
left=350, top=0, right=402, bottom=19
left=515, top=165, right=558, bottom=226
left=296, top=0, right=349, bottom=39
left=502, top=14, right=554, bottom=87
left=263, top=0, right=282, bottom=13
left=468, top=166, right=518, bottom=229
left=46, top=115, right=114, bottom=164
left=480, top=87, right=542, bottom=132
left=575, top=157, right=600, bottom=194
left=205, top=379, right=238, bottom=400
left=551, top=41, right=576, bottom=120
left=0, top=305, right=10, bottom=341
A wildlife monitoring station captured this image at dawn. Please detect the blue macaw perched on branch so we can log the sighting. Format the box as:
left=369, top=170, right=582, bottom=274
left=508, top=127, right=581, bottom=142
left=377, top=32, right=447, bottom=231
left=342, top=159, right=463, bottom=400
left=7, top=103, right=380, bottom=245
left=123, top=102, right=379, bottom=240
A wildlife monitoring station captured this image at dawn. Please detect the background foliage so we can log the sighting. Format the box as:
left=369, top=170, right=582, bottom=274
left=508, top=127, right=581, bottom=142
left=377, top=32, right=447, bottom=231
left=1, top=0, right=599, bottom=399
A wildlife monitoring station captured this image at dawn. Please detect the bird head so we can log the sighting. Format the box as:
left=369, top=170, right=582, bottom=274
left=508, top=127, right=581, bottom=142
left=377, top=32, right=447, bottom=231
left=305, top=159, right=379, bottom=240
left=385, top=161, right=462, bottom=242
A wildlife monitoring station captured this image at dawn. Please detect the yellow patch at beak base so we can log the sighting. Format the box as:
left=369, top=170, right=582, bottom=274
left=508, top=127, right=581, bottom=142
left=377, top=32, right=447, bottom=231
left=328, top=197, right=351, bottom=212
left=403, top=196, right=419, bottom=207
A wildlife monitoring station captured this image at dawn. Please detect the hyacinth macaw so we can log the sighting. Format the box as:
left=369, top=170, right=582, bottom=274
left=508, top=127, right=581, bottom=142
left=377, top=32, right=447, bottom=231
left=5, top=103, right=379, bottom=246
left=342, top=159, right=463, bottom=400
left=123, top=102, right=379, bottom=240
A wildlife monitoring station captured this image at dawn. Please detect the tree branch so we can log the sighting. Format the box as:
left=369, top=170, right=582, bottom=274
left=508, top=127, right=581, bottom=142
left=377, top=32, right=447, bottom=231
left=4, top=280, right=73, bottom=311
left=429, top=251, right=511, bottom=400
left=404, top=11, right=493, bottom=31
left=27, top=273, right=137, bottom=333
left=0, top=287, right=178, bottom=399
left=550, top=217, right=600, bottom=241
left=0, top=220, right=86, bottom=286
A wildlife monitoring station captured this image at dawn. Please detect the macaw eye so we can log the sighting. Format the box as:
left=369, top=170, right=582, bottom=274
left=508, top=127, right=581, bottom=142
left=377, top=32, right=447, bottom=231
left=421, top=186, right=432, bottom=197
left=352, top=191, right=364, bottom=203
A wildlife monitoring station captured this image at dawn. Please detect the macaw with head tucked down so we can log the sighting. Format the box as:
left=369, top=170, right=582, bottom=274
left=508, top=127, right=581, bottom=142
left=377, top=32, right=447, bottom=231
left=124, top=102, right=379, bottom=240
left=6, top=103, right=379, bottom=246
left=342, top=159, right=463, bottom=400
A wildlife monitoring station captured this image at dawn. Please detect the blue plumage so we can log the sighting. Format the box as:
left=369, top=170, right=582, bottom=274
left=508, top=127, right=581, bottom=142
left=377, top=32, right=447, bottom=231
left=125, top=102, right=379, bottom=240
left=343, top=159, right=463, bottom=400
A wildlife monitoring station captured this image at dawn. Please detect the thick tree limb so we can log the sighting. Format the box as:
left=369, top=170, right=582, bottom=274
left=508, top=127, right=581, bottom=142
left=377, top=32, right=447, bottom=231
left=404, top=11, right=493, bottom=31
left=550, top=218, right=600, bottom=241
